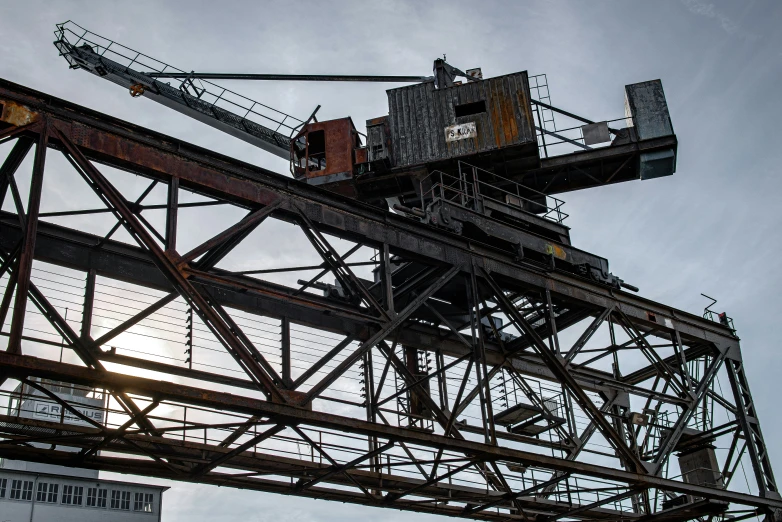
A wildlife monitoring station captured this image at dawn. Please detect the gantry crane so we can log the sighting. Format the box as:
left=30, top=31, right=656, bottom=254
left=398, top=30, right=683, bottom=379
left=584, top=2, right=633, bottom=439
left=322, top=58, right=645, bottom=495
left=0, top=21, right=770, bottom=522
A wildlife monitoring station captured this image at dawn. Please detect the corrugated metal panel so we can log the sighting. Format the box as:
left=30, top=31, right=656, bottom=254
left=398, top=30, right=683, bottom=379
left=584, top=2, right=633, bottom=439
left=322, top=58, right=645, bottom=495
left=387, top=72, right=535, bottom=168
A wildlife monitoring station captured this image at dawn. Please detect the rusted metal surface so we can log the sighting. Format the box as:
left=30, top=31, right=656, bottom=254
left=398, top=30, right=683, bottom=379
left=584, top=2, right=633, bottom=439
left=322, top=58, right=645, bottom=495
left=0, top=78, right=735, bottom=345
left=291, top=117, right=361, bottom=189
left=0, top=77, right=777, bottom=521
left=385, top=72, right=537, bottom=168
left=0, top=352, right=779, bottom=511
left=7, top=119, right=47, bottom=353
left=0, top=100, right=39, bottom=127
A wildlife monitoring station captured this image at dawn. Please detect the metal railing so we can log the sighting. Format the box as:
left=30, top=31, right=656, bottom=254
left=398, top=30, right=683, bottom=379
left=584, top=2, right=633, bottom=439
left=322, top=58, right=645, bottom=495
left=534, top=115, right=630, bottom=158
left=420, top=161, right=568, bottom=223
left=530, top=73, right=632, bottom=159
left=53, top=21, right=306, bottom=137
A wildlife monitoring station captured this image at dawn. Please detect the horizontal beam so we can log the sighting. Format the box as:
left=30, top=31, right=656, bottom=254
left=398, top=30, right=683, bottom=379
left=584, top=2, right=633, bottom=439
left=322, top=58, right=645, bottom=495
left=0, top=78, right=733, bottom=351
left=145, top=72, right=433, bottom=83
left=0, top=352, right=778, bottom=511
left=0, top=438, right=626, bottom=521
left=0, top=213, right=689, bottom=405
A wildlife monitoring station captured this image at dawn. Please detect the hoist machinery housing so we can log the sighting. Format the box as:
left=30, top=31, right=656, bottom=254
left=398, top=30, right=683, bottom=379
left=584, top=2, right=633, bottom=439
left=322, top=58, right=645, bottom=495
left=291, top=58, right=677, bottom=209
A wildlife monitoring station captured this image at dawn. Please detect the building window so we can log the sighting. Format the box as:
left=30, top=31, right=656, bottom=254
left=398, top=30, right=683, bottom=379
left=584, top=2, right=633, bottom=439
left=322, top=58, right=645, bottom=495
left=62, top=484, right=84, bottom=505
left=134, top=492, right=154, bottom=512
left=0, top=478, right=6, bottom=498
left=37, top=482, right=59, bottom=503
left=111, top=489, right=131, bottom=510
left=87, top=487, right=107, bottom=508
left=11, top=479, right=33, bottom=500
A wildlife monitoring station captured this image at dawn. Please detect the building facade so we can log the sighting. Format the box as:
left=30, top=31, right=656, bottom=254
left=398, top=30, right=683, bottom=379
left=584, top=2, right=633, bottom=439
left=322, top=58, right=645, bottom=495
left=0, top=469, right=166, bottom=522
left=0, top=379, right=167, bottom=522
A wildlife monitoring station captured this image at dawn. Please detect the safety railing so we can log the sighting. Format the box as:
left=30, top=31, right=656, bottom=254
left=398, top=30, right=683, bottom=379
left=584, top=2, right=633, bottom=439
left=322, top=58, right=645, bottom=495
left=534, top=116, right=630, bottom=158
left=53, top=21, right=306, bottom=137
left=530, top=73, right=632, bottom=159
left=420, top=161, right=568, bottom=223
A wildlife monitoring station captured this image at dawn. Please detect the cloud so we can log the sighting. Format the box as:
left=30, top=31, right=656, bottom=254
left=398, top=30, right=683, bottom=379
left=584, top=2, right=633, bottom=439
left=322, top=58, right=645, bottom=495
left=680, top=0, right=762, bottom=40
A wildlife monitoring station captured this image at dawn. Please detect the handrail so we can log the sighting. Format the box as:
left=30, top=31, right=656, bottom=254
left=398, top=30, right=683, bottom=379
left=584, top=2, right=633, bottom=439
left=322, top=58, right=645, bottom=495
left=53, top=21, right=306, bottom=136
left=420, top=161, right=568, bottom=224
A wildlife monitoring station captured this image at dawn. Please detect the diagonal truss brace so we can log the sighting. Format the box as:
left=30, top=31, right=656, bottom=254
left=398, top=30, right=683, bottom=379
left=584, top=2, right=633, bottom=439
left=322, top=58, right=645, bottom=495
left=481, top=268, right=648, bottom=474
left=55, top=126, right=286, bottom=403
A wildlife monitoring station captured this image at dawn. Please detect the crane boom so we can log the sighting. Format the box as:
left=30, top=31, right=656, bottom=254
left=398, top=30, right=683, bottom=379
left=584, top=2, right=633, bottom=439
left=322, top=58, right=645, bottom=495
left=54, top=20, right=676, bottom=211
left=53, top=21, right=305, bottom=160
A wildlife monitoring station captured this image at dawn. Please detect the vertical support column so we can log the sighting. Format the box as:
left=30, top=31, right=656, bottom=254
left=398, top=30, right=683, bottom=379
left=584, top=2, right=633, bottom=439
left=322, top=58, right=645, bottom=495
left=281, top=318, right=291, bottom=387
left=165, top=177, right=179, bottom=253
left=545, top=289, right=561, bottom=355
left=403, top=345, right=423, bottom=427
left=381, top=244, right=395, bottom=316
left=609, top=317, right=620, bottom=378
left=362, top=349, right=379, bottom=477
left=546, top=289, right=575, bottom=438
left=8, top=122, right=47, bottom=353
left=436, top=348, right=449, bottom=411
left=81, top=269, right=96, bottom=341
left=468, top=268, right=495, bottom=445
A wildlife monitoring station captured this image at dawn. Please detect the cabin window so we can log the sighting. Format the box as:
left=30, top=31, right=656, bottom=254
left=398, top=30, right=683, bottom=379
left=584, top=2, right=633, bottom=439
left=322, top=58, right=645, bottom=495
left=454, top=100, right=486, bottom=118
left=307, top=130, right=326, bottom=171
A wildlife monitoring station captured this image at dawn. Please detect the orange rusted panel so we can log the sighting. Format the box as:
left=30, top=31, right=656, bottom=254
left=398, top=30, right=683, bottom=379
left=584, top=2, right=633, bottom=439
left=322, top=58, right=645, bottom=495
left=354, top=147, right=368, bottom=165
left=546, top=243, right=567, bottom=261
left=0, top=100, right=40, bottom=127
left=294, top=117, right=360, bottom=184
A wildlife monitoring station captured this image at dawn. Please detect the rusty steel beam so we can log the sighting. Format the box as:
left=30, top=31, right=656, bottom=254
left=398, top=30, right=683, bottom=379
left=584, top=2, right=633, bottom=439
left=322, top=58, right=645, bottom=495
left=56, top=127, right=287, bottom=403
left=0, top=79, right=737, bottom=350
left=0, top=78, right=775, bottom=521
left=7, top=121, right=47, bottom=353
left=0, top=439, right=630, bottom=521
left=0, top=352, right=779, bottom=512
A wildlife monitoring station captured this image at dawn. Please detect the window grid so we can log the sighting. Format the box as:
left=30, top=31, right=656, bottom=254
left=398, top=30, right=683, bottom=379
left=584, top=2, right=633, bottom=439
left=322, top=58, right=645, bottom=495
left=87, top=487, right=107, bottom=508
left=111, top=489, right=131, bottom=510
left=62, top=484, right=84, bottom=505
left=134, top=492, right=154, bottom=512
left=0, top=478, right=6, bottom=498
left=37, top=482, right=59, bottom=503
left=11, top=479, right=33, bottom=501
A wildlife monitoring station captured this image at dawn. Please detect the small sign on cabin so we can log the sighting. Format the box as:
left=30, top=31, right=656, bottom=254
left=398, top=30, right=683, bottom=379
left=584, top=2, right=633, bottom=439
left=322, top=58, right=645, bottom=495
left=445, top=122, right=477, bottom=142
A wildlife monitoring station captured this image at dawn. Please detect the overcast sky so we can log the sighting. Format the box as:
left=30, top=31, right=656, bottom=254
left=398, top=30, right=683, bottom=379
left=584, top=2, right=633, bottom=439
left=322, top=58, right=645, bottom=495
left=2, top=1, right=782, bottom=520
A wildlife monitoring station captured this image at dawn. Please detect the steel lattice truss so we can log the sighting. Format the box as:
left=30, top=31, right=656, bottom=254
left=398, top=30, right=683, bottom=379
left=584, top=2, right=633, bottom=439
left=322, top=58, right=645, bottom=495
left=0, top=78, right=779, bottom=522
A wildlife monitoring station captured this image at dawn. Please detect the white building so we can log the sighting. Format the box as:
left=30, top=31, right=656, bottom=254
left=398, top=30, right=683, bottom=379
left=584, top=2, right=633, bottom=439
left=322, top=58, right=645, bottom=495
left=0, top=379, right=168, bottom=522
left=0, top=469, right=167, bottom=521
